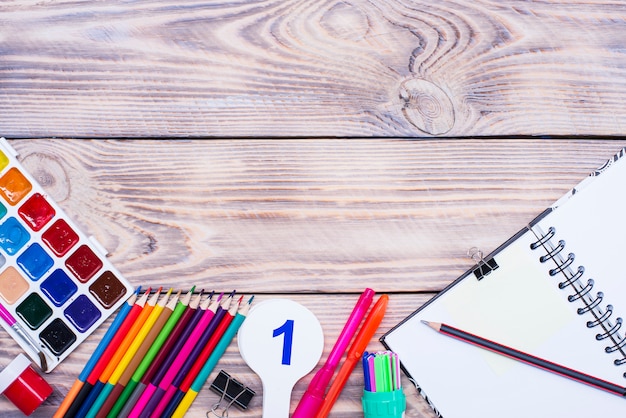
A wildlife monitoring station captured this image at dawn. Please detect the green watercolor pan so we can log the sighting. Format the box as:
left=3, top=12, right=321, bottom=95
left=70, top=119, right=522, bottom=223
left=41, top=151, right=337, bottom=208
left=0, top=138, right=134, bottom=372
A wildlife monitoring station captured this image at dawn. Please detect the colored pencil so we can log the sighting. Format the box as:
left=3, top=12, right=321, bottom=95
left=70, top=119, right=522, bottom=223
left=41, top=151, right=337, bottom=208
left=171, top=295, right=253, bottom=418
left=107, top=288, right=193, bottom=418
left=173, top=295, right=241, bottom=397
left=64, top=289, right=150, bottom=418
left=117, top=290, right=204, bottom=418
left=159, top=294, right=240, bottom=417
left=53, top=288, right=139, bottom=418
left=136, top=293, right=225, bottom=418
left=316, top=294, right=389, bottom=418
left=74, top=288, right=162, bottom=418
left=96, top=290, right=179, bottom=418
left=88, top=289, right=174, bottom=418
left=423, top=320, right=626, bottom=397
left=127, top=293, right=216, bottom=418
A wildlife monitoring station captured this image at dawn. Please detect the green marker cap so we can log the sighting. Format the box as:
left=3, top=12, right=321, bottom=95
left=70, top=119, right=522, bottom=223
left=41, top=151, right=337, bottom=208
left=362, top=388, right=406, bottom=418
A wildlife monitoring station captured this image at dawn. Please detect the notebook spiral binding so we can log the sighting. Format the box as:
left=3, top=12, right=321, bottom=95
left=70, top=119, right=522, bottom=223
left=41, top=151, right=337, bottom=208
left=530, top=226, right=626, bottom=376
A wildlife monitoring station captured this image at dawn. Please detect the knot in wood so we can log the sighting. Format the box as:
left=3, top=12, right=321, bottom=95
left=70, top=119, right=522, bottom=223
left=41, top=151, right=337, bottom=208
left=21, top=153, right=70, bottom=202
left=320, top=2, right=369, bottom=41
left=399, top=78, right=455, bottom=135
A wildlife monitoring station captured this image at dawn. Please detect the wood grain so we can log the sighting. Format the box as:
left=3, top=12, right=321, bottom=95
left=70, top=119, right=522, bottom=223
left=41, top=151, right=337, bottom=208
left=0, top=137, right=625, bottom=417
left=2, top=1, right=626, bottom=137
left=7, top=138, right=625, bottom=293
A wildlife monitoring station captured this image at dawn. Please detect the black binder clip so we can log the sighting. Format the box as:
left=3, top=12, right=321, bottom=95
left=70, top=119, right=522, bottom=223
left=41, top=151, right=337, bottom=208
left=468, top=247, right=499, bottom=280
left=208, top=370, right=255, bottom=417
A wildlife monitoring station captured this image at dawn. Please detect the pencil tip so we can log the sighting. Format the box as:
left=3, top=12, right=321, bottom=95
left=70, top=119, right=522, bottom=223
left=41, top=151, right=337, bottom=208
left=190, top=285, right=196, bottom=292
left=217, top=292, right=224, bottom=301
left=237, top=295, right=244, bottom=303
left=421, top=320, right=441, bottom=331
left=247, top=295, right=255, bottom=304
left=134, top=286, right=142, bottom=295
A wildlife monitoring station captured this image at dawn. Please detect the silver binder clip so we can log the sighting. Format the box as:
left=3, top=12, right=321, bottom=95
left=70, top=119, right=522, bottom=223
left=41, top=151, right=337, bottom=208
left=468, top=247, right=499, bottom=280
left=467, top=247, right=484, bottom=264
left=207, top=370, right=255, bottom=417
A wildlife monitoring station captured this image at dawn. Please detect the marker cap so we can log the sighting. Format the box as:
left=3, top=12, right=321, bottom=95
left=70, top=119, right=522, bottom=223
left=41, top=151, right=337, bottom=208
left=362, top=388, right=406, bottom=418
left=0, top=353, right=53, bottom=415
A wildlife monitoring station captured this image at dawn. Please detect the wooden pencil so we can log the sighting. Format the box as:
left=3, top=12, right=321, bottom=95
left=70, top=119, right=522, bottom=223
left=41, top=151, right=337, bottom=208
left=64, top=289, right=150, bottom=418
left=129, top=293, right=221, bottom=418
left=91, top=289, right=176, bottom=418
left=162, top=295, right=241, bottom=417
left=171, top=296, right=254, bottom=418
left=153, top=293, right=236, bottom=417
left=108, top=288, right=193, bottom=418
left=119, top=291, right=207, bottom=418
left=74, top=288, right=162, bottom=418
left=53, top=288, right=139, bottom=418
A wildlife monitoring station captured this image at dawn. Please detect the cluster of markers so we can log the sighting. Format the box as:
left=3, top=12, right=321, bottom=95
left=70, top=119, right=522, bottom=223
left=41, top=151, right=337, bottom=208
left=53, top=287, right=253, bottom=418
left=362, top=351, right=401, bottom=393
left=361, top=351, right=406, bottom=418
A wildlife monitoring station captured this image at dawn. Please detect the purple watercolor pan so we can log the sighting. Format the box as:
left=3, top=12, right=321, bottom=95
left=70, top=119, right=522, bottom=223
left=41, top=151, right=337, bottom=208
left=0, top=138, right=133, bottom=372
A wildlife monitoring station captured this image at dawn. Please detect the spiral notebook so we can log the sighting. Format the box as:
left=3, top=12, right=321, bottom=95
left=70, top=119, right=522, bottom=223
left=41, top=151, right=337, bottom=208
left=381, top=148, right=626, bottom=418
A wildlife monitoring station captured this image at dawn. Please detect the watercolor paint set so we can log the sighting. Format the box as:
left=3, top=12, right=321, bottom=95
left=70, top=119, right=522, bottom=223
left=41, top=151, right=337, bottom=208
left=0, top=138, right=134, bottom=372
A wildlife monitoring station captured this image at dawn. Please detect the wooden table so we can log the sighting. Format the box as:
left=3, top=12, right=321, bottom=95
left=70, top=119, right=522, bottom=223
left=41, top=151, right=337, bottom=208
left=2, top=1, right=626, bottom=417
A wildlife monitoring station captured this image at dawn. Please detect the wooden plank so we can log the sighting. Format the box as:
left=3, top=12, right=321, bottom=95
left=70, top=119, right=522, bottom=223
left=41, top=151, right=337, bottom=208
left=6, top=138, right=626, bottom=293
left=0, top=293, right=439, bottom=418
left=2, top=1, right=626, bottom=137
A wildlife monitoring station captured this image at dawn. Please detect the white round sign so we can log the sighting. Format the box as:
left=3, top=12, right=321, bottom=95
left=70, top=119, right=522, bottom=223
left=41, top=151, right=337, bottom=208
left=238, top=299, right=324, bottom=418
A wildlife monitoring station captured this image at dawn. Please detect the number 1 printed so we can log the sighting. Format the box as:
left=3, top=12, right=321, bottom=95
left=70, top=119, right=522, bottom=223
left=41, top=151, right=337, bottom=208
left=273, top=319, right=294, bottom=365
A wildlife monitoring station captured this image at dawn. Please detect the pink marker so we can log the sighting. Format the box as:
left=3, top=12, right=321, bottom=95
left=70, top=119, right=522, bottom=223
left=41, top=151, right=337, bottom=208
left=292, top=288, right=375, bottom=418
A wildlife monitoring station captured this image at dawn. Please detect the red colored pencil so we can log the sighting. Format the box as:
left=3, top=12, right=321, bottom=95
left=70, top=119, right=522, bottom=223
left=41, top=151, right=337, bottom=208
left=88, top=289, right=151, bottom=385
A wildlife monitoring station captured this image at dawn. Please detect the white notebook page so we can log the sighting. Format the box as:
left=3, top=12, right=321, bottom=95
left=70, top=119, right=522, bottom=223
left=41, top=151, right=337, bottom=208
left=383, top=150, right=626, bottom=418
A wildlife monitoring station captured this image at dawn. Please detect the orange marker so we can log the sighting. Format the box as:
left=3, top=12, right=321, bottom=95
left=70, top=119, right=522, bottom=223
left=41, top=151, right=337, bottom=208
left=316, top=294, right=389, bottom=418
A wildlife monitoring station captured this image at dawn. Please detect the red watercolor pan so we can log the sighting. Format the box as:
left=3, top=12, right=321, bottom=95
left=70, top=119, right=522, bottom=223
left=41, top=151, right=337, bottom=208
left=0, top=138, right=134, bottom=372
